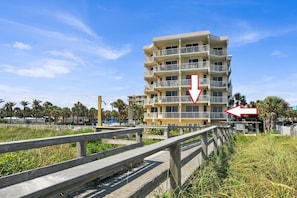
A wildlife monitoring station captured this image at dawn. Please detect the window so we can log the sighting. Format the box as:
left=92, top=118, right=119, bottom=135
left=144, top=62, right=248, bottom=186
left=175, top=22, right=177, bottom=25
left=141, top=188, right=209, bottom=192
left=213, top=76, right=223, bottom=81
left=212, top=91, right=223, bottom=96
left=203, top=90, right=207, bottom=95
left=186, top=75, right=191, bottom=79
left=165, top=60, right=178, bottom=65
left=166, top=76, right=178, bottom=80
left=203, top=106, right=207, bottom=112
left=150, top=94, right=157, bottom=98
left=165, top=46, right=178, bottom=55
left=150, top=107, right=158, bottom=112
left=188, top=58, right=199, bottom=63
left=212, top=106, right=223, bottom=112
left=166, top=91, right=178, bottom=96
left=186, top=106, right=199, bottom=112
left=166, top=106, right=178, bottom=112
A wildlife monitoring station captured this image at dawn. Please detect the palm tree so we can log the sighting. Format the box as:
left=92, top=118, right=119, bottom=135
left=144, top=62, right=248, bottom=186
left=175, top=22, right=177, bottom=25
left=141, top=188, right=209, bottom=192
left=229, top=92, right=247, bottom=106
left=4, top=102, right=16, bottom=123
left=257, top=96, right=290, bottom=131
left=51, top=106, right=62, bottom=124
left=20, top=101, right=30, bottom=121
left=32, top=99, right=42, bottom=123
left=61, top=107, right=72, bottom=124
left=43, top=101, right=53, bottom=125
left=113, top=99, right=128, bottom=125
left=0, top=99, right=4, bottom=118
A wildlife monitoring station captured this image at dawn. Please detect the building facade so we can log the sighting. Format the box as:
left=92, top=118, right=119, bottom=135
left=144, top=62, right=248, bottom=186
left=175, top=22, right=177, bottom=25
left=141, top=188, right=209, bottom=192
left=127, top=95, right=147, bottom=106
left=143, top=31, right=232, bottom=126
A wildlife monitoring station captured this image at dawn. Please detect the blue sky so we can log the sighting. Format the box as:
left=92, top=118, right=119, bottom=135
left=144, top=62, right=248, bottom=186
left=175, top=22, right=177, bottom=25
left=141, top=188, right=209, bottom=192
left=1, top=0, right=297, bottom=110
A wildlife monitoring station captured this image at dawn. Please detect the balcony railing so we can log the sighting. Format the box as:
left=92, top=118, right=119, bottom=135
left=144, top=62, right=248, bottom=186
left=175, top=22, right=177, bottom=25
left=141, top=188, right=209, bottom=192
left=210, top=96, right=227, bottom=103
left=181, top=95, right=209, bottom=102
left=144, top=57, right=154, bottom=63
left=144, top=70, right=154, bottom=78
left=210, top=80, right=227, bottom=88
left=210, top=64, right=227, bottom=72
left=157, top=64, right=179, bottom=72
left=157, top=96, right=179, bottom=103
left=155, top=80, right=179, bottom=88
left=210, top=112, right=227, bottom=119
left=145, top=84, right=155, bottom=92
left=180, top=112, right=209, bottom=119
left=180, top=45, right=208, bottom=54
left=180, top=61, right=209, bottom=70
left=144, top=112, right=227, bottom=120
left=154, top=48, right=179, bottom=56
left=181, top=78, right=210, bottom=87
left=210, top=49, right=227, bottom=56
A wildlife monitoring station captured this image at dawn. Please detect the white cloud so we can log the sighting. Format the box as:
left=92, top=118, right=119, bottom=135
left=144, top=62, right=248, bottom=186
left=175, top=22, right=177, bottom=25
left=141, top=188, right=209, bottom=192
left=1, top=59, right=73, bottom=78
left=47, top=50, right=85, bottom=65
left=4, top=41, right=32, bottom=50
left=57, top=14, right=98, bottom=38
left=271, top=50, right=287, bottom=58
left=95, top=45, right=131, bottom=60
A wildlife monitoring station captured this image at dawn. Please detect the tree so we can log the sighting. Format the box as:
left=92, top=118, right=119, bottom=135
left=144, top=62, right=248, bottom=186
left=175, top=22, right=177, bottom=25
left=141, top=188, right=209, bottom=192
left=257, top=96, right=290, bottom=131
left=20, top=100, right=30, bottom=120
left=229, top=92, right=247, bottom=107
left=32, top=99, right=42, bottom=123
left=43, top=101, right=53, bottom=124
left=51, top=106, right=62, bottom=124
left=0, top=99, right=4, bottom=118
left=88, top=107, right=97, bottom=123
left=61, top=107, right=72, bottom=124
left=112, top=99, right=128, bottom=125
left=4, top=102, right=16, bottom=123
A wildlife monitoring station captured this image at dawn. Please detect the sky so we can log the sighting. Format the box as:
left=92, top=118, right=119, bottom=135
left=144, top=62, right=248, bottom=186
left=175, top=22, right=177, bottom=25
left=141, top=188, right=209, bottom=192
left=0, top=0, right=297, bottom=110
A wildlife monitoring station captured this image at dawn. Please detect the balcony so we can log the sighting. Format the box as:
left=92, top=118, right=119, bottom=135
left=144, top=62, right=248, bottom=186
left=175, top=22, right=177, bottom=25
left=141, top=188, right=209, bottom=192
left=144, top=70, right=156, bottom=79
left=181, top=78, right=210, bottom=87
left=210, top=80, right=227, bottom=88
left=180, top=112, right=209, bottom=119
left=210, top=64, right=227, bottom=73
left=180, top=61, right=209, bottom=71
left=155, top=80, right=179, bottom=89
left=180, top=45, right=208, bottom=54
left=144, top=84, right=155, bottom=92
left=155, top=64, right=179, bottom=74
left=156, top=96, right=179, bottom=103
left=154, top=48, right=179, bottom=57
left=144, top=57, right=154, bottom=64
left=210, top=96, right=227, bottom=103
left=210, top=112, right=227, bottom=119
left=209, top=49, right=227, bottom=56
left=181, top=95, right=209, bottom=103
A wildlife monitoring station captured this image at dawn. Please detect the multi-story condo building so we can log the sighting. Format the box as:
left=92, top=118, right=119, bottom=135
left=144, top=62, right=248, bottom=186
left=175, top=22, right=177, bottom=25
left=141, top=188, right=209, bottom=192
left=143, top=30, right=232, bottom=126
left=127, top=95, right=147, bottom=106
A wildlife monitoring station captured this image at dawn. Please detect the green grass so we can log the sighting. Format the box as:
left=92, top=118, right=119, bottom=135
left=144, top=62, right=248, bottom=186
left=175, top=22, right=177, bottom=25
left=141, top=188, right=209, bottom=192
left=0, top=127, right=113, bottom=177
left=165, top=134, right=297, bottom=198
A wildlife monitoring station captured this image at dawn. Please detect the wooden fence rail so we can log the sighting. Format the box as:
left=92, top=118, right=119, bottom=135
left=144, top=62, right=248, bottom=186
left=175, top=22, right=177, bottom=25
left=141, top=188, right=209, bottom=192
left=0, top=126, right=234, bottom=197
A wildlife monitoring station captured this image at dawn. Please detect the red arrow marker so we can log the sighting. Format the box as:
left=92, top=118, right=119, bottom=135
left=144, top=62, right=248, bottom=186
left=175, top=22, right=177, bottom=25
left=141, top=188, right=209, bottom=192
left=225, top=105, right=258, bottom=118
left=188, top=74, right=202, bottom=104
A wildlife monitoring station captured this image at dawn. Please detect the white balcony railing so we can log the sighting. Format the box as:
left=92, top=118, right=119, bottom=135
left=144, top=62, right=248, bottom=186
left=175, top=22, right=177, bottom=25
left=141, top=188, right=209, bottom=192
left=144, top=57, right=154, bottom=63
left=210, top=49, right=227, bottom=56
left=210, top=64, right=227, bottom=72
left=210, top=112, right=227, bottom=119
left=181, top=95, right=209, bottom=102
left=210, top=80, right=227, bottom=88
left=181, top=78, right=210, bottom=87
left=144, top=112, right=227, bottom=120
left=180, top=45, right=208, bottom=54
left=144, top=70, right=154, bottom=78
left=180, top=112, right=209, bottom=119
left=210, top=96, right=227, bottom=103
left=157, top=64, right=179, bottom=72
left=157, top=96, right=179, bottom=103
left=155, top=80, right=179, bottom=88
left=180, top=61, right=209, bottom=70
left=154, top=48, right=179, bottom=56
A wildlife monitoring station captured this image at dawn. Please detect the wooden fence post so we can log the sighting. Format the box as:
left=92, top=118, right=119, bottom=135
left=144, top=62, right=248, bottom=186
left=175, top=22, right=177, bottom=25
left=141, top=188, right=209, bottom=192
left=201, top=132, right=208, bottom=161
left=169, top=142, right=181, bottom=191
left=136, top=132, right=143, bottom=145
left=213, top=128, right=218, bottom=154
left=76, top=140, right=87, bottom=158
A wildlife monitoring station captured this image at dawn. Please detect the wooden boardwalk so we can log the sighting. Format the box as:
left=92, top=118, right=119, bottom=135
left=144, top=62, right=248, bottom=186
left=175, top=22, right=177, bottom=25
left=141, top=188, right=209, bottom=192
left=72, top=138, right=220, bottom=198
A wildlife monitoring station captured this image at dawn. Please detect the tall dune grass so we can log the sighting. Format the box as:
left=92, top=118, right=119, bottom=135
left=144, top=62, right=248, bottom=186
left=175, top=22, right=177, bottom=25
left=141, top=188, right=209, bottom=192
left=166, top=134, right=297, bottom=198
